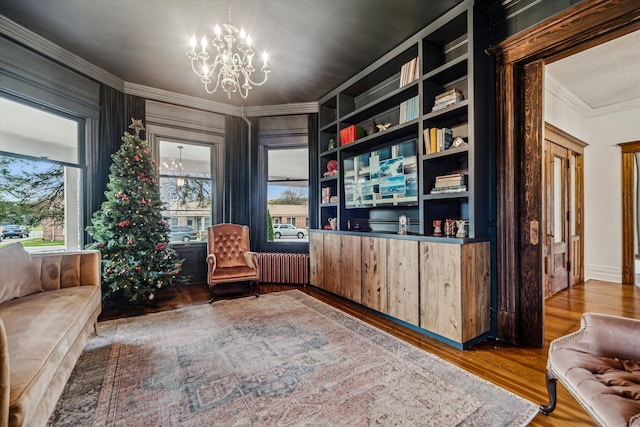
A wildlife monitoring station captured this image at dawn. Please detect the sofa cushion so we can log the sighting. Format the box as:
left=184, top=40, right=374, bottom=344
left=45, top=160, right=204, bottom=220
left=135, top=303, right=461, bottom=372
left=0, top=285, right=101, bottom=426
left=0, top=243, right=42, bottom=303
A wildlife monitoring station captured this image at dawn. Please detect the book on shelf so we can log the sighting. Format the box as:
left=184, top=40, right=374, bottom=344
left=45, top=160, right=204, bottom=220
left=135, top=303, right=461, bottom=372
left=435, top=175, right=467, bottom=188
left=435, top=88, right=463, bottom=100
left=339, top=125, right=364, bottom=145
left=432, top=88, right=464, bottom=112
left=430, top=185, right=467, bottom=194
left=399, top=95, right=419, bottom=124
left=423, top=127, right=453, bottom=154
left=399, top=57, right=419, bottom=87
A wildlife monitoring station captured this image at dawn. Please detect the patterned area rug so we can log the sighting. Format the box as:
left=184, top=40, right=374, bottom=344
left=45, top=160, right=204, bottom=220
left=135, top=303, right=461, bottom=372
left=48, top=290, right=538, bottom=426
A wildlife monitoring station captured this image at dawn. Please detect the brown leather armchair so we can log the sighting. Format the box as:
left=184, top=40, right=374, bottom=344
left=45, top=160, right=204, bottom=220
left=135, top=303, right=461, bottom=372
left=206, top=223, right=260, bottom=303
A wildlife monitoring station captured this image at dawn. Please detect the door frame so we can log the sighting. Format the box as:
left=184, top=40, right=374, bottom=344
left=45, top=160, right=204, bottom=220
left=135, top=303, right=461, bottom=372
left=490, top=0, right=640, bottom=346
left=620, top=141, right=640, bottom=284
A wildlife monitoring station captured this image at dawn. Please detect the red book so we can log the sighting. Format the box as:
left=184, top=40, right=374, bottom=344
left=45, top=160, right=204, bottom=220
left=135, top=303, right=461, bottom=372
left=340, top=125, right=363, bottom=146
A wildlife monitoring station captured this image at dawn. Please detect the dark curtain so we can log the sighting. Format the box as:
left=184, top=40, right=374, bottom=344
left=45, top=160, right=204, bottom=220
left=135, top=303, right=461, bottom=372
left=308, top=113, right=319, bottom=230
left=88, top=88, right=146, bottom=243
left=224, top=115, right=249, bottom=226
left=124, top=94, right=145, bottom=136
left=92, top=85, right=125, bottom=221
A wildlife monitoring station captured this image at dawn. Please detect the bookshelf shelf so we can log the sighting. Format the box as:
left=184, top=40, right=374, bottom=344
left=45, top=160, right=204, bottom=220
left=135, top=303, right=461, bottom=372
left=315, top=0, right=490, bottom=240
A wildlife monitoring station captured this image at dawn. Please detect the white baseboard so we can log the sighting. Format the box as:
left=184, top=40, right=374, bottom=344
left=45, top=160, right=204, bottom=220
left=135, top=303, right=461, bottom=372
left=585, top=265, right=621, bottom=283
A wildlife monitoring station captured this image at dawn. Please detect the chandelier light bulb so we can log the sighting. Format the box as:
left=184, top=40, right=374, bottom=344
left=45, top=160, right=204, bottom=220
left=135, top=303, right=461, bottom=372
left=239, top=28, right=246, bottom=40
left=246, top=35, right=252, bottom=47
left=214, top=25, right=221, bottom=36
left=200, top=36, right=208, bottom=52
left=189, top=35, right=197, bottom=49
left=262, top=52, right=268, bottom=65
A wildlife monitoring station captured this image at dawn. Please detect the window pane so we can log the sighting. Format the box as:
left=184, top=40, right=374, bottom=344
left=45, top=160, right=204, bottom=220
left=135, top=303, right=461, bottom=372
left=0, top=98, right=78, bottom=164
left=0, top=155, right=81, bottom=251
left=159, top=141, right=211, bottom=243
left=0, top=97, right=82, bottom=252
left=267, top=148, right=308, bottom=242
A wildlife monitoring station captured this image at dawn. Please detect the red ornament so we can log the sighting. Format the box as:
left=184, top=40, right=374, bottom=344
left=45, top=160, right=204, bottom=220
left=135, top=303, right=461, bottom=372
left=134, top=155, right=141, bottom=161
left=128, top=240, right=134, bottom=245
left=156, top=242, right=168, bottom=251
left=135, top=266, right=142, bottom=271
left=152, top=160, right=157, bottom=165
left=107, top=268, right=113, bottom=274
left=142, top=149, right=148, bottom=154
left=327, top=160, right=338, bottom=171
left=118, top=220, right=131, bottom=227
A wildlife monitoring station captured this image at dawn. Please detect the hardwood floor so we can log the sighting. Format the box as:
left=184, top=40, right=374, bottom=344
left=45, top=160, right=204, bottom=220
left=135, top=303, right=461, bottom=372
left=100, top=280, right=639, bottom=426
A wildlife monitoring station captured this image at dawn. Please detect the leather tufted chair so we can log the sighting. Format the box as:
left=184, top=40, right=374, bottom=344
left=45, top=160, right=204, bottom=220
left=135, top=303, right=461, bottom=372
left=206, top=223, right=260, bottom=303
left=540, top=312, right=640, bottom=426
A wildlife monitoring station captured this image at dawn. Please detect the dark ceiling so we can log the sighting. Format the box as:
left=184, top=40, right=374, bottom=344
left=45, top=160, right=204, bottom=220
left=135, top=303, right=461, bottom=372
left=1, top=0, right=463, bottom=107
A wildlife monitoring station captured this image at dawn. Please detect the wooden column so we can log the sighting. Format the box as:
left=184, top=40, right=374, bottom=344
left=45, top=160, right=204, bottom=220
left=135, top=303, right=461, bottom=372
left=620, top=141, right=640, bottom=285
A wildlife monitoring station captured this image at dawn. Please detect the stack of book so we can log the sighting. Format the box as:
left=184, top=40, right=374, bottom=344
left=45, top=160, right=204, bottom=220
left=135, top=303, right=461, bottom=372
left=431, top=173, right=467, bottom=194
left=423, top=127, right=453, bottom=154
left=399, top=57, right=419, bottom=87
left=431, top=88, right=464, bottom=112
left=321, top=187, right=336, bottom=203
left=399, top=95, right=419, bottom=124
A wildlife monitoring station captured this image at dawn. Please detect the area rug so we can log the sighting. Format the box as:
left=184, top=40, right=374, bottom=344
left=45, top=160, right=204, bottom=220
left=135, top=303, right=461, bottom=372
left=48, top=290, right=538, bottom=426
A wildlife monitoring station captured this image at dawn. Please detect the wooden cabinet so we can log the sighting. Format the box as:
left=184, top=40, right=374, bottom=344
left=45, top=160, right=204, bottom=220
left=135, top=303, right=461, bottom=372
left=419, top=241, right=490, bottom=343
left=310, top=231, right=490, bottom=347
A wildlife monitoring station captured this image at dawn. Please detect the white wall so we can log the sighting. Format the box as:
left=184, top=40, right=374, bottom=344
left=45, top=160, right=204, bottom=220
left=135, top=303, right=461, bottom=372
left=545, top=72, right=640, bottom=283
left=585, top=107, right=640, bottom=282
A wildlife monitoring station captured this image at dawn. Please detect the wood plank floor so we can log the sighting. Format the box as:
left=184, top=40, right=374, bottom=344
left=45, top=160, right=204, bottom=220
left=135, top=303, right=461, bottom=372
left=100, top=279, right=640, bottom=426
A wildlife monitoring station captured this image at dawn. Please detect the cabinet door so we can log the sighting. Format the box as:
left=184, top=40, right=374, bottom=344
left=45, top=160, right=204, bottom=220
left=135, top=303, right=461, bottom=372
left=309, top=232, right=323, bottom=287
left=460, top=242, right=490, bottom=342
left=420, top=242, right=462, bottom=341
left=420, top=242, right=490, bottom=343
left=323, top=233, right=341, bottom=294
left=387, top=239, right=419, bottom=326
left=361, top=236, right=387, bottom=312
left=338, top=235, right=362, bottom=303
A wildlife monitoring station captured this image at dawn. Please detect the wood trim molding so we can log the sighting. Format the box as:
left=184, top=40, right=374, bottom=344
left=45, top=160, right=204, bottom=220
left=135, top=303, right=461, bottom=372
left=491, top=0, right=640, bottom=346
left=545, top=122, right=588, bottom=154
left=620, top=141, right=640, bottom=285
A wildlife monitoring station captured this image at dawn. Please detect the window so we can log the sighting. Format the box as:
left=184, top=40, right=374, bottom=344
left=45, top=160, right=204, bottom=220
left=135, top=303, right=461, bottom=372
left=158, top=140, right=213, bottom=243
left=267, top=147, right=309, bottom=242
left=0, top=97, right=84, bottom=252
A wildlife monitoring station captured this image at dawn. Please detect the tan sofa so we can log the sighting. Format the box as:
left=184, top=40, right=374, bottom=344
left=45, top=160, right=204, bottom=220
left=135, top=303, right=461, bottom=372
left=540, top=312, right=640, bottom=426
left=0, top=243, right=101, bottom=427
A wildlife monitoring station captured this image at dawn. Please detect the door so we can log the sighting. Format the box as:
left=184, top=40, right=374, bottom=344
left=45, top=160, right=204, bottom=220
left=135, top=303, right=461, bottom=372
left=544, top=123, right=586, bottom=297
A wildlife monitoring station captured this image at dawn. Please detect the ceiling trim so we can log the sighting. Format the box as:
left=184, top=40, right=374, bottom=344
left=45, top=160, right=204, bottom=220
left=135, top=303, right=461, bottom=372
left=0, top=15, right=124, bottom=92
left=545, top=73, right=592, bottom=117
left=125, top=82, right=242, bottom=117
left=590, top=97, right=640, bottom=118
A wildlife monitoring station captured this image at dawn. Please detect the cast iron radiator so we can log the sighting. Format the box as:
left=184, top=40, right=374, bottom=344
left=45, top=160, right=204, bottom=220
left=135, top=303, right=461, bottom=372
left=256, top=252, right=309, bottom=285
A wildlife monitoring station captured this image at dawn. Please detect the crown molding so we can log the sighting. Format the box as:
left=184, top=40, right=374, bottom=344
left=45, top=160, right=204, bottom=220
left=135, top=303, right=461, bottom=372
left=0, top=15, right=124, bottom=91
left=125, top=83, right=317, bottom=118
left=545, top=73, right=592, bottom=118
left=243, top=102, right=319, bottom=117
left=124, top=82, right=242, bottom=117
left=590, top=97, right=640, bottom=118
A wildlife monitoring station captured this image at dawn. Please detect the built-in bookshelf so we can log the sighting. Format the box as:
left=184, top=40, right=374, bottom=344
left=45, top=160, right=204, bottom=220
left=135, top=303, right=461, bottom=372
left=316, top=1, right=491, bottom=239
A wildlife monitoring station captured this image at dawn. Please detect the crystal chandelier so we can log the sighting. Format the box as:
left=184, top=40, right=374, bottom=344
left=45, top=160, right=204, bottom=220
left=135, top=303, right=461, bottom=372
left=186, top=0, right=271, bottom=99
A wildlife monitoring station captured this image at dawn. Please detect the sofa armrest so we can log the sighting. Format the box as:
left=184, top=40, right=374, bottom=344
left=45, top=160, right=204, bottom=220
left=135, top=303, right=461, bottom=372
left=244, top=251, right=259, bottom=270
left=0, top=319, right=9, bottom=427
left=30, top=250, right=101, bottom=291
left=551, top=312, right=640, bottom=362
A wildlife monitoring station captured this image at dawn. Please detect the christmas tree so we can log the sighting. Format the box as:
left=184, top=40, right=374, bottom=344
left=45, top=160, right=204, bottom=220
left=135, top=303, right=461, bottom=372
left=87, top=118, right=186, bottom=305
